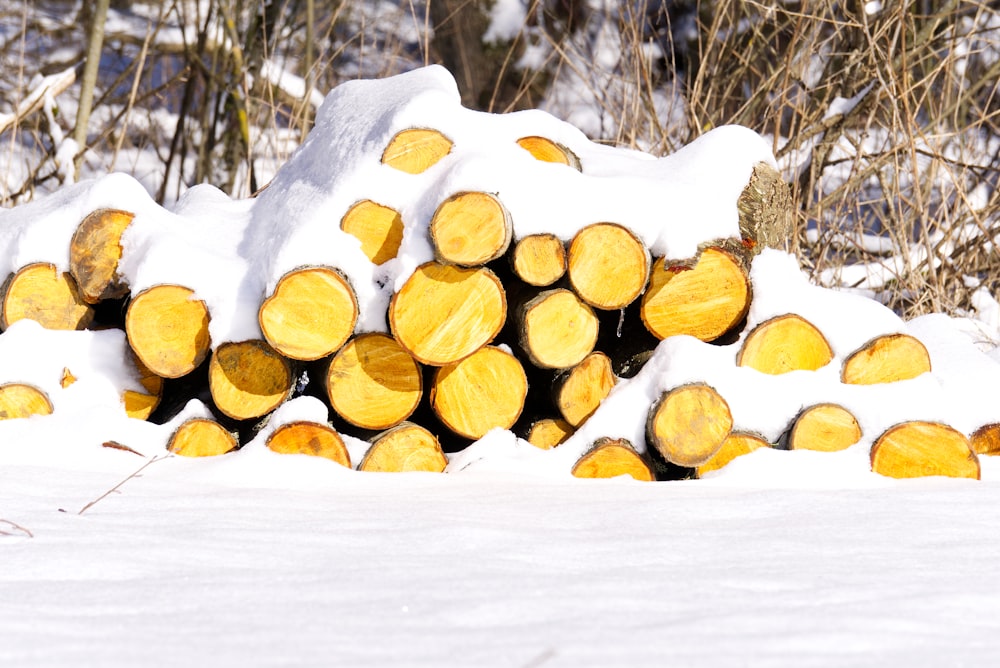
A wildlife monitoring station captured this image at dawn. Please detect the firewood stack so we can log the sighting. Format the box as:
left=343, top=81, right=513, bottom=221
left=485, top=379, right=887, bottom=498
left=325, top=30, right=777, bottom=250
left=0, top=66, right=991, bottom=482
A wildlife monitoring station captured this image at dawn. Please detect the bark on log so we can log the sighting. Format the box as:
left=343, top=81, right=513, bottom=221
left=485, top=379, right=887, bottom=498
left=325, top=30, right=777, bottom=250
left=737, top=162, right=795, bottom=254
left=524, top=417, right=574, bottom=449
left=1, top=262, right=94, bottom=331
left=971, top=423, right=1000, bottom=456
left=647, top=383, right=733, bottom=467
left=258, top=266, right=358, bottom=361
left=389, top=261, right=506, bottom=366
left=568, top=222, right=650, bottom=310
left=736, top=314, right=834, bottom=375
left=841, top=333, right=931, bottom=385
left=510, top=233, right=566, bottom=287
left=208, top=339, right=293, bottom=421
left=785, top=403, right=862, bottom=452
left=325, top=332, right=423, bottom=431
left=167, top=417, right=237, bottom=457
left=516, top=136, right=581, bottom=169
left=696, top=431, right=770, bottom=477
left=360, top=421, right=448, bottom=473
left=339, top=199, right=404, bottom=265
left=0, top=382, right=53, bottom=420
left=640, top=247, right=750, bottom=341
left=69, top=208, right=134, bottom=303
left=554, top=351, right=616, bottom=427
left=266, top=420, right=351, bottom=466
left=381, top=128, right=453, bottom=174
left=870, top=421, right=980, bottom=480
left=430, top=345, right=528, bottom=440
left=430, top=191, right=512, bottom=266
left=516, top=287, right=599, bottom=369
left=125, top=284, right=210, bottom=378
left=571, top=437, right=654, bottom=481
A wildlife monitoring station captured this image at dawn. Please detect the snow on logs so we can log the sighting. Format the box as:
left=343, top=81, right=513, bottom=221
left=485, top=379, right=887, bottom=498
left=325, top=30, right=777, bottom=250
left=0, top=65, right=995, bottom=483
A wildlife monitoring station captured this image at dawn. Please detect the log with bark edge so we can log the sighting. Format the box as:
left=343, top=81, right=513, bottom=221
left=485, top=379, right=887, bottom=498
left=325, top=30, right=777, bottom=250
left=524, top=417, right=574, bottom=449
left=646, top=383, right=733, bottom=467
left=122, top=352, right=163, bottom=420
left=389, top=261, right=506, bottom=366
left=841, top=333, right=931, bottom=385
left=1, top=262, right=94, bottom=331
left=167, top=417, right=237, bottom=457
left=359, top=421, right=448, bottom=473
left=553, top=351, right=616, bottom=427
left=430, top=191, right=512, bottom=266
left=265, top=420, right=351, bottom=466
left=125, top=284, right=211, bottom=378
left=567, top=222, right=650, bottom=310
left=208, top=339, right=293, bottom=421
left=571, top=437, right=654, bottom=481
left=696, top=431, right=770, bottom=477
left=784, top=403, right=862, bottom=452
left=258, top=266, right=358, bottom=361
left=0, top=382, right=53, bottom=420
left=971, top=423, right=1000, bottom=456
left=339, top=199, right=404, bottom=265
left=736, top=313, right=834, bottom=375
left=510, top=233, right=566, bottom=287
left=69, top=208, right=134, bottom=303
left=325, top=332, right=422, bottom=431
left=870, top=421, right=980, bottom=479
left=381, top=128, right=453, bottom=174
left=640, top=247, right=750, bottom=342
left=737, top=162, right=794, bottom=254
left=516, top=136, right=581, bottom=169
left=516, top=287, right=599, bottom=369
left=430, top=345, right=528, bottom=440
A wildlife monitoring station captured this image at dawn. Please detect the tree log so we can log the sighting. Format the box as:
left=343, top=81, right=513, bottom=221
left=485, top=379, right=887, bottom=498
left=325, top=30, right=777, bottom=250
left=69, top=208, right=134, bottom=303
left=841, top=333, right=931, bottom=385
left=524, top=417, right=574, bottom=449
left=696, top=431, right=770, bottom=477
left=266, top=420, right=351, bottom=466
left=571, top=437, right=654, bottom=481
left=1, top=262, right=94, bottom=331
left=0, top=382, right=53, bottom=420
left=971, top=423, right=1000, bottom=456
left=737, top=162, right=794, bottom=254
left=122, top=352, right=163, bottom=420
left=167, top=417, right=237, bottom=457
left=125, top=285, right=210, bottom=378
left=258, top=266, right=358, bottom=361
left=360, top=421, right=448, bottom=472
left=640, top=247, right=750, bottom=341
left=389, top=261, right=506, bottom=366
left=208, top=340, right=293, bottom=421
left=736, top=314, right=833, bottom=375
left=516, top=136, right=581, bottom=169
left=430, top=345, right=528, bottom=440
left=381, top=128, right=452, bottom=174
left=510, top=233, right=566, bottom=286
left=340, top=199, right=404, bottom=265
left=325, top=332, right=422, bottom=431
left=568, top=222, right=650, bottom=310
left=430, top=191, right=512, bottom=266
left=516, top=288, right=599, bottom=369
left=870, top=421, right=980, bottom=479
left=647, top=383, right=733, bottom=467
left=554, top=351, right=616, bottom=427
left=785, top=403, right=862, bottom=452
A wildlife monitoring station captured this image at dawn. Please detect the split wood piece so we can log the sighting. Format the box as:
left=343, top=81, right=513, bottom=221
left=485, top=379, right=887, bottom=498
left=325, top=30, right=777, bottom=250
left=841, top=333, right=931, bottom=385
left=266, top=421, right=351, bottom=467
left=696, top=432, right=770, bottom=477
left=571, top=437, right=654, bottom=481
left=516, top=136, right=581, bottom=169
left=1, top=262, right=94, bottom=331
left=510, top=233, right=566, bottom=286
left=125, top=284, right=211, bottom=379
left=870, top=421, right=980, bottom=480
left=167, top=418, right=237, bottom=457
left=340, top=199, right=404, bottom=265
left=208, top=340, right=293, bottom=421
left=737, top=162, right=794, bottom=254
left=525, top=418, right=574, bottom=450
left=786, top=403, right=862, bottom=452
left=517, top=288, right=599, bottom=369
left=60, top=368, right=76, bottom=388
left=554, top=351, right=616, bottom=427
left=568, top=223, right=650, bottom=310
left=389, top=262, right=506, bottom=366
left=430, top=191, right=512, bottom=266
left=359, top=422, right=448, bottom=473
left=259, top=266, right=358, bottom=361
left=122, top=353, right=163, bottom=421
left=0, top=383, right=53, bottom=420
left=647, top=383, right=733, bottom=467
left=971, top=423, right=1000, bottom=456
left=430, top=345, right=528, bottom=440
left=640, top=247, right=751, bottom=341
left=737, top=314, right=834, bottom=375
left=69, top=208, right=134, bottom=303
left=381, top=128, right=453, bottom=174
left=326, top=332, right=422, bottom=431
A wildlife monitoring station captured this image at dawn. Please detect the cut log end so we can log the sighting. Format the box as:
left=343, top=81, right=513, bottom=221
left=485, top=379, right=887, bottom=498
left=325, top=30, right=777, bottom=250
left=568, top=223, right=650, bottom=310
left=737, top=313, right=833, bottom=375
left=787, top=403, right=862, bottom=452
left=525, top=418, right=574, bottom=450
left=360, top=422, right=448, bottom=473
left=266, top=421, right=351, bottom=467
left=0, top=383, right=53, bottom=420
left=971, top=423, right=1000, bottom=456
left=842, top=333, right=931, bottom=385
left=696, top=432, right=770, bottom=477
left=870, top=421, right=980, bottom=480
left=571, top=438, right=654, bottom=481
left=430, top=191, right=512, bottom=266
left=2, top=262, right=95, bottom=331
left=555, top=351, right=616, bottom=427
left=69, top=208, right=135, bottom=303
left=511, top=233, right=566, bottom=287
left=516, top=136, right=581, bottom=169
left=125, top=284, right=211, bottom=379
left=518, top=288, right=599, bottom=370
left=431, top=345, right=528, bottom=440
left=381, top=128, right=453, bottom=174
left=340, top=200, right=404, bottom=265
left=167, top=418, right=237, bottom=457
left=647, top=384, right=733, bottom=467
left=208, top=340, right=293, bottom=421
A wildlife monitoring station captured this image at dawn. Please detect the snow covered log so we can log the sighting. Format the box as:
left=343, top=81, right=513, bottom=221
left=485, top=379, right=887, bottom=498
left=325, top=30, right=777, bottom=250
left=571, top=437, right=654, bottom=481
left=0, top=382, right=53, bottom=420
left=870, top=421, right=980, bottom=480
left=359, top=422, right=448, bottom=473
left=1, top=262, right=94, bottom=331
left=265, top=420, right=351, bottom=466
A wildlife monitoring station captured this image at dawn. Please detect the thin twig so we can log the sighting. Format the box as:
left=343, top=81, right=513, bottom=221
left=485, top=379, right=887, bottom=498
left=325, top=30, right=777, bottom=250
left=77, top=454, right=168, bottom=516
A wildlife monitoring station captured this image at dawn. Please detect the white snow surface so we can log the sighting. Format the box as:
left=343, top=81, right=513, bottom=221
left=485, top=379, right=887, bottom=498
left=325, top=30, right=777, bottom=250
left=4, top=65, right=1000, bottom=666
